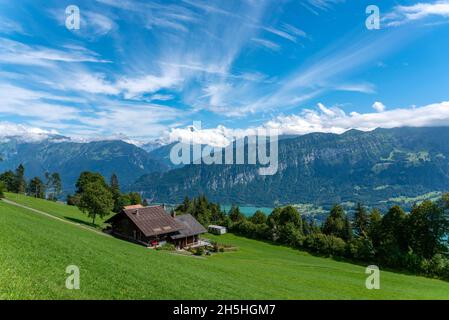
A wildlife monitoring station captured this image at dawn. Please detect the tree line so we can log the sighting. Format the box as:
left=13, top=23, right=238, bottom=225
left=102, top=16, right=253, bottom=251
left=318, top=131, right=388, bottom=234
left=175, top=195, right=449, bottom=281
left=66, top=172, right=145, bottom=225
left=0, top=164, right=61, bottom=200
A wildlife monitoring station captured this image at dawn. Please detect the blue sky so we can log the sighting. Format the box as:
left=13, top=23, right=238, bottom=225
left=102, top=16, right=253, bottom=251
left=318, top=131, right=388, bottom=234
left=1, top=0, right=449, bottom=144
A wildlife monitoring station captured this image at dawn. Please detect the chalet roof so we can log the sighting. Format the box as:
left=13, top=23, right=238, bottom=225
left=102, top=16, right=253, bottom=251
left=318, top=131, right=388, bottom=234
left=105, top=206, right=207, bottom=239
left=171, top=214, right=207, bottom=239
left=120, top=206, right=184, bottom=237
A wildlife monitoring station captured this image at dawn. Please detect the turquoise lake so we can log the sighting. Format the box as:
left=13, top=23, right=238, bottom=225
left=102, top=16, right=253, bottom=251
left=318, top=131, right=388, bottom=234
left=221, top=205, right=273, bottom=216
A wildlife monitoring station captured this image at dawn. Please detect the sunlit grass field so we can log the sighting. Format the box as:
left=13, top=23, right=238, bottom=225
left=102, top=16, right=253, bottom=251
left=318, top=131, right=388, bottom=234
left=4, top=192, right=112, bottom=228
left=1, top=195, right=449, bottom=299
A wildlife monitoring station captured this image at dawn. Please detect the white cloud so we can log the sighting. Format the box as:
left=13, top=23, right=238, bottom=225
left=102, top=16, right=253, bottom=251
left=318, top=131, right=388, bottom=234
left=66, top=72, right=120, bottom=95
left=0, top=122, right=59, bottom=142
left=117, top=72, right=182, bottom=99
left=84, top=11, right=117, bottom=37
left=266, top=101, right=449, bottom=134
left=385, top=1, right=449, bottom=26
left=162, top=101, right=449, bottom=146
left=5, top=100, right=449, bottom=147
left=372, top=101, right=386, bottom=112
left=47, top=68, right=181, bottom=99
left=163, top=124, right=235, bottom=147
left=150, top=94, right=175, bottom=101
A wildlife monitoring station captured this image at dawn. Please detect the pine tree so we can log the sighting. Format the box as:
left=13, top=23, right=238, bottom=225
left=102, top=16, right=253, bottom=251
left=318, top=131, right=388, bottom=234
left=229, top=205, right=244, bottom=223
left=110, top=173, right=120, bottom=194
left=45, top=172, right=62, bottom=200
left=51, top=173, right=62, bottom=198
left=354, top=202, right=369, bottom=237
left=368, top=208, right=382, bottom=248
left=110, top=173, right=122, bottom=212
left=0, top=170, right=15, bottom=191
left=344, top=216, right=353, bottom=242
left=14, top=164, right=26, bottom=194
left=379, top=205, right=408, bottom=259
left=27, top=177, right=46, bottom=198
left=0, top=181, right=5, bottom=198
left=323, top=204, right=351, bottom=241
left=128, top=192, right=142, bottom=205
left=250, top=210, right=267, bottom=225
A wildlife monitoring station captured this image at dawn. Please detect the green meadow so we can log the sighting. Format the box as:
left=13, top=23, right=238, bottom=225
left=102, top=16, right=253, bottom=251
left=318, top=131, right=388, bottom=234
left=4, top=192, right=112, bottom=228
left=1, top=195, right=449, bottom=299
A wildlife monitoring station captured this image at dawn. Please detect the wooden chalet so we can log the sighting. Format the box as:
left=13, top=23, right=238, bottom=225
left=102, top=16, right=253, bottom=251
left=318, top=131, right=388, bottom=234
left=105, top=204, right=206, bottom=249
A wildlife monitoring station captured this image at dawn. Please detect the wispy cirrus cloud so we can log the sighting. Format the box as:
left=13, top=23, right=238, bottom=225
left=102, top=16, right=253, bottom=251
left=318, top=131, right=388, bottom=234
left=0, top=38, right=110, bottom=66
left=0, top=81, right=185, bottom=139
left=251, top=38, right=281, bottom=51
left=0, top=17, right=25, bottom=35
left=0, top=83, right=80, bottom=122
left=211, top=29, right=407, bottom=117
left=1, top=0, right=446, bottom=144
left=46, top=68, right=181, bottom=99
left=300, top=0, right=345, bottom=15
left=262, top=25, right=306, bottom=43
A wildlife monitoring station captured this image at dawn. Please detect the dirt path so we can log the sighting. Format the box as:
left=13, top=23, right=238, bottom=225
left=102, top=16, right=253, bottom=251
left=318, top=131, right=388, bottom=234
left=1, top=198, right=111, bottom=237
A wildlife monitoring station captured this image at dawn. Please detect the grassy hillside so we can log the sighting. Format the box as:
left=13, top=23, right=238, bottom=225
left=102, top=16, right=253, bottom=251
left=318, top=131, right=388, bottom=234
left=4, top=192, right=112, bottom=228
left=1, top=196, right=449, bottom=299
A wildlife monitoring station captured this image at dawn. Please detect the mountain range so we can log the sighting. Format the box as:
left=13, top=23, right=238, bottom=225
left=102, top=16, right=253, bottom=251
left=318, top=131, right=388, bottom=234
left=1, top=127, right=449, bottom=211
left=132, top=127, right=449, bottom=210
left=0, top=136, right=167, bottom=192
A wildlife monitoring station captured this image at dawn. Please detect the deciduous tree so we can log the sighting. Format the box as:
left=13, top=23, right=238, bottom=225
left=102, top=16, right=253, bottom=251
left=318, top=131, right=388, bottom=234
left=77, top=181, right=113, bottom=226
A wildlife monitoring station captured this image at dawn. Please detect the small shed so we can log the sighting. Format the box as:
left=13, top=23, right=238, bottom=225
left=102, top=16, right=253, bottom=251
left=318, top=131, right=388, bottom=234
left=208, top=225, right=227, bottom=235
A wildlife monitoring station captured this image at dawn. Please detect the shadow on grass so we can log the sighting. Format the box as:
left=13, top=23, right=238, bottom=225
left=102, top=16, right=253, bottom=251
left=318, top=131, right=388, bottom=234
left=65, top=216, right=99, bottom=229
